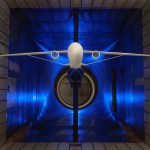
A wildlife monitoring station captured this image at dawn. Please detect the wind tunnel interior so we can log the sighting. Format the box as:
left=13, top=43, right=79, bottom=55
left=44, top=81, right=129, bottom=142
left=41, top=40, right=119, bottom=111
left=7, top=9, right=144, bottom=142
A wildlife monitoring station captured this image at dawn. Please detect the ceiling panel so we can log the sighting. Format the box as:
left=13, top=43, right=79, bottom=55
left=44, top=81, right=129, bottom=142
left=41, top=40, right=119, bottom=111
left=71, top=0, right=81, bottom=8
left=5, top=0, right=17, bottom=8
left=26, top=0, right=39, bottom=8
left=92, top=0, right=104, bottom=8
left=36, top=0, right=50, bottom=8
left=113, top=0, right=126, bottom=8
left=103, top=0, right=115, bottom=8
left=134, top=0, right=147, bottom=8
left=48, top=0, right=59, bottom=8
left=0, top=0, right=10, bottom=14
left=60, top=0, right=70, bottom=8
left=4, top=0, right=148, bottom=8
left=14, top=0, right=28, bottom=8
left=82, top=0, right=93, bottom=8
left=124, top=0, right=139, bottom=8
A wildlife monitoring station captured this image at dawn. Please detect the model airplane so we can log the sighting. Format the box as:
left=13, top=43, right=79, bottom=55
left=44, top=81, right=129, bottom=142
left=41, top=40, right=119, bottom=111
left=0, top=42, right=149, bottom=69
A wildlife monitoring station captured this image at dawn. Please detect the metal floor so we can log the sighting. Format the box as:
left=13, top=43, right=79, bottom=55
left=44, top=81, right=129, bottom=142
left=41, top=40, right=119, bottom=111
left=24, top=115, right=128, bottom=142
left=0, top=142, right=150, bottom=150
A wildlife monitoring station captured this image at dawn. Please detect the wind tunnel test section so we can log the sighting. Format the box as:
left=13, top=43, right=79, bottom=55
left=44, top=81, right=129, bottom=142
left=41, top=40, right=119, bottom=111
left=7, top=9, right=144, bottom=142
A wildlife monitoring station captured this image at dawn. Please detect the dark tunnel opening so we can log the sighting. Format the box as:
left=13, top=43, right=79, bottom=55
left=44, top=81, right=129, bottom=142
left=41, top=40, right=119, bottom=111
left=7, top=9, right=144, bottom=142
left=54, top=67, right=98, bottom=110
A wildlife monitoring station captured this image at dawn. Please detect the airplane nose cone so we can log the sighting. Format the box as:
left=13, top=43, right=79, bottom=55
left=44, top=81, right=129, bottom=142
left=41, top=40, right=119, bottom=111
left=68, top=42, right=83, bottom=69
left=68, top=42, right=83, bottom=51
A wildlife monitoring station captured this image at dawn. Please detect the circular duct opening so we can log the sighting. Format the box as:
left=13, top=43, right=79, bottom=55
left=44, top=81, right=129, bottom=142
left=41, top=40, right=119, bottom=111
left=54, top=68, right=98, bottom=109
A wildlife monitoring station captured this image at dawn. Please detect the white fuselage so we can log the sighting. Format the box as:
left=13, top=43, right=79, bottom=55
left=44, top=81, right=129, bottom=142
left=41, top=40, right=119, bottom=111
left=67, top=42, right=83, bottom=69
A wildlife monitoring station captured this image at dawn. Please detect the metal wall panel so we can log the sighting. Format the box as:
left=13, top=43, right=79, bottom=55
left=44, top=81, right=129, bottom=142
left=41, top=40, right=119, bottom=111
left=48, top=0, right=59, bottom=8
left=113, top=0, right=126, bottom=8
left=13, top=0, right=28, bottom=8
left=4, top=0, right=148, bottom=8
left=60, top=0, right=70, bottom=8
left=82, top=0, right=92, bottom=8
left=135, top=0, right=147, bottom=8
left=71, top=0, right=81, bottom=8
left=0, top=67, right=8, bottom=78
left=103, top=0, right=115, bottom=8
left=92, top=0, right=104, bottom=8
left=0, top=90, right=7, bottom=101
left=115, top=13, right=144, bottom=137
left=0, top=43, right=8, bottom=55
left=0, top=112, right=6, bottom=124
left=0, top=79, right=7, bottom=90
left=78, top=9, right=144, bottom=137
left=124, top=0, right=138, bottom=8
left=0, top=101, right=6, bottom=113
left=36, top=0, right=49, bottom=8
left=0, top=7, right=9, bottom=25
left=5, top=0, right=18, bottom=8
left=7, top=11, right=51, bottom=137
left=25, top=0, right=39, bottom=8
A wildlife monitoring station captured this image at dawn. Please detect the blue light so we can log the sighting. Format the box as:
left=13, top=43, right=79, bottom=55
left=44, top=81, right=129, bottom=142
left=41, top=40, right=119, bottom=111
left=103, top=41, right=118, bottom=52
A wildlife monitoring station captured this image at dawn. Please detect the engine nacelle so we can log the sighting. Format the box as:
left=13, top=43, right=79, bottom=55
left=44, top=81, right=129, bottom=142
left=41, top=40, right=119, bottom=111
left=51, top=51, right=59, bottom=60
left=92, top=51, right=100, bottom=60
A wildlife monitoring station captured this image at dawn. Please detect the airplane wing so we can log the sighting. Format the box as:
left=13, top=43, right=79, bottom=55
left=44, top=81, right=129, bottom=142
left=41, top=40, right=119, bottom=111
left=82, top=51, right=150, bottom=66
left=0, top=50, right=69, bottom=66
left=83, top=50, right=94, bottom=53
left=0, top=50, right=68, bottom=57
left=84, top=51, right=150, bottom=57
left=1, top=39, right=150, bottom=67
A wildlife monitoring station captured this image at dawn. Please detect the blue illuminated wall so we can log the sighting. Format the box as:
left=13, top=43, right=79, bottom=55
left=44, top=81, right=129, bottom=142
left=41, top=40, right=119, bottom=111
left=7, top=9, right=75, bottom=137
left=7, top=9, right=144, bottom=141
left=7, top=11, right=51, bottom=137
left=115, top=13, right=144, bottom=137
left=78, top=9, right=144, bottom=138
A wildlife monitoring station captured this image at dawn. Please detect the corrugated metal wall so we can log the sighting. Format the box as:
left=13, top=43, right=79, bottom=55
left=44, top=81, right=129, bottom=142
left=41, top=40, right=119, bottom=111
left=115, top=13, right=144, bottom=136
left=7, top=11, right=51, bottom=137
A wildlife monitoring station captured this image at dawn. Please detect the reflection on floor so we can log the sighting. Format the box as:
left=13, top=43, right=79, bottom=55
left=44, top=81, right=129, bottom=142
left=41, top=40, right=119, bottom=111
left=1, top=142, right=150, bottom=150
left=24, top=117, right=127, bottom=142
